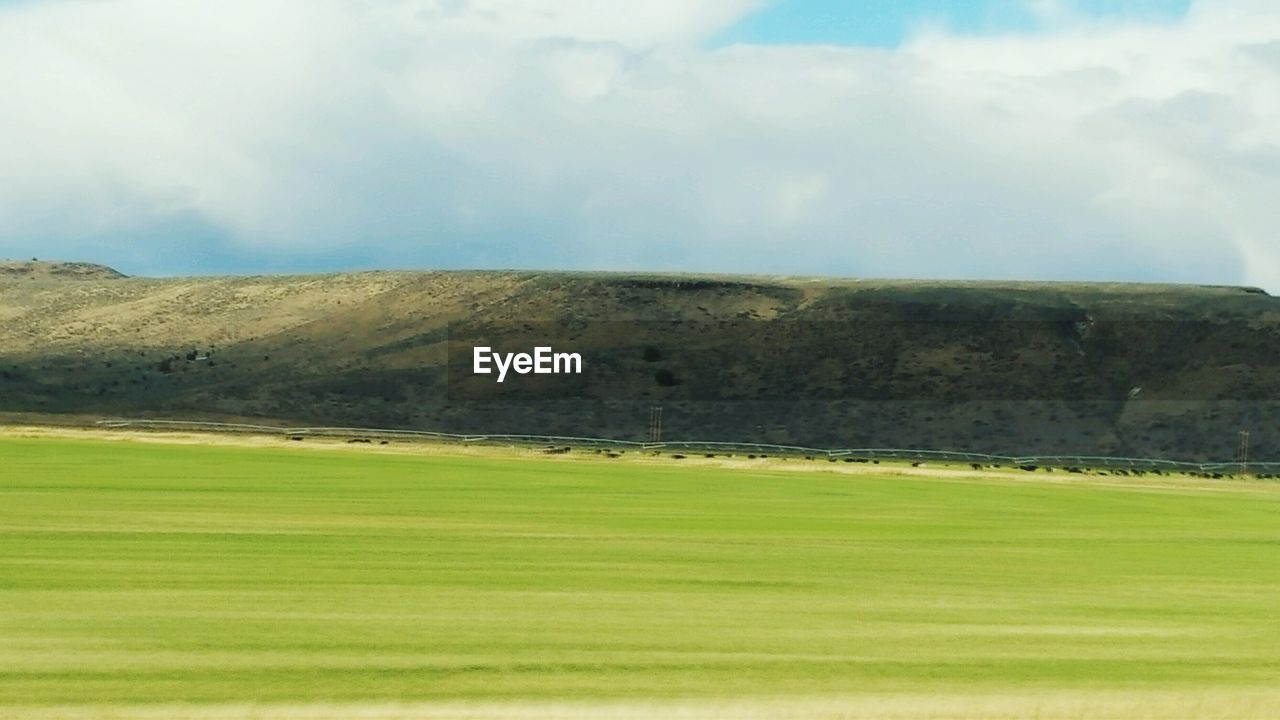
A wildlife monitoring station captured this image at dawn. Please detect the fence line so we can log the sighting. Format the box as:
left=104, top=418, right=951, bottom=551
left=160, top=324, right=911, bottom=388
left=93, top=418, right=1277, bottom=474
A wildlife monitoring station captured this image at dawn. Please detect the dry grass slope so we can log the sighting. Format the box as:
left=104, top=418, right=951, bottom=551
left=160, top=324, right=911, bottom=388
left=2, top=262, right=1279, bottom=459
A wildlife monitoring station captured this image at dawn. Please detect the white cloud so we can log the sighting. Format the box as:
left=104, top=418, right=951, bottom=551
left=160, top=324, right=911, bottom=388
left=0, top=0, right=1277, bottom=288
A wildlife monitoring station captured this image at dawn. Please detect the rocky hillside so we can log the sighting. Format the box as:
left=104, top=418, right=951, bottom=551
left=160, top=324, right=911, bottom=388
left=1, top=268, right=1278, bottom=460
left=0, top=260, right=128, bottom=281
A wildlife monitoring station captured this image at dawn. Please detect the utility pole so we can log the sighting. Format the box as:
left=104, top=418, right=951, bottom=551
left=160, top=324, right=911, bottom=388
left=1237, top=430, right=1250, bottom=475
left=648, top=404, right=663, bottom=444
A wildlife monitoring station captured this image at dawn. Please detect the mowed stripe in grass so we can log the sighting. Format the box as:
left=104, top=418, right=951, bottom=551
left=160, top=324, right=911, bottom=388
left=1, top=436, right=1279, bottom=709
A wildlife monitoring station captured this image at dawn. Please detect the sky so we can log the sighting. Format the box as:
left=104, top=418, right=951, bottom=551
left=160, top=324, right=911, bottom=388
left=717, top=0, right=1191, bottom=47
left=0, top=0, right=1277, bottom=290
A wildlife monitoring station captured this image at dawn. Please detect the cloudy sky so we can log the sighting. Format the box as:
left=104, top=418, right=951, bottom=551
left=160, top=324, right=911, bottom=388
left=1, top=0, right=1277, bottom=289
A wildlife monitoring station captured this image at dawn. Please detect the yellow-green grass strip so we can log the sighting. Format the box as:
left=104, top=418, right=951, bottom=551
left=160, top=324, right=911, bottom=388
left=2, top=436, right=1279, bottom=715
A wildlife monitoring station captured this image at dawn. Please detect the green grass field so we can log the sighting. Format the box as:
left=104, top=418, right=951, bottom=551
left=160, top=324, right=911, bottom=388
left=3, top=435, right=1280, bottom=719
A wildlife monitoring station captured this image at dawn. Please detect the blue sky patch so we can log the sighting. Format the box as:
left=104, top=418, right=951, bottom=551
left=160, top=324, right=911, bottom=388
left=713, top=0, right=1192, bottom=48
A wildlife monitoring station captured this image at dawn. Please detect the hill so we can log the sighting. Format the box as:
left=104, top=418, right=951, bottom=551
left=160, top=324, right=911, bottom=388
left=0, top=260, right=127, bottom=281
left=1, top=268, right=1278, bottom=460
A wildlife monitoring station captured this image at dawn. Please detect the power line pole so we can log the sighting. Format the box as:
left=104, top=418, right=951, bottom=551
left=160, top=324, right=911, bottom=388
left=1237, top=430, right=1250, bottom=475
left=648, top=404, right=663, bottom=444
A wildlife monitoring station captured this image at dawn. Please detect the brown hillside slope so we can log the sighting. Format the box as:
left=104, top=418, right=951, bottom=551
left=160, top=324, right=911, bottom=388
left=1, top=268, right=1278, bottom=461
left=0, top=260, right=127, bottom=281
